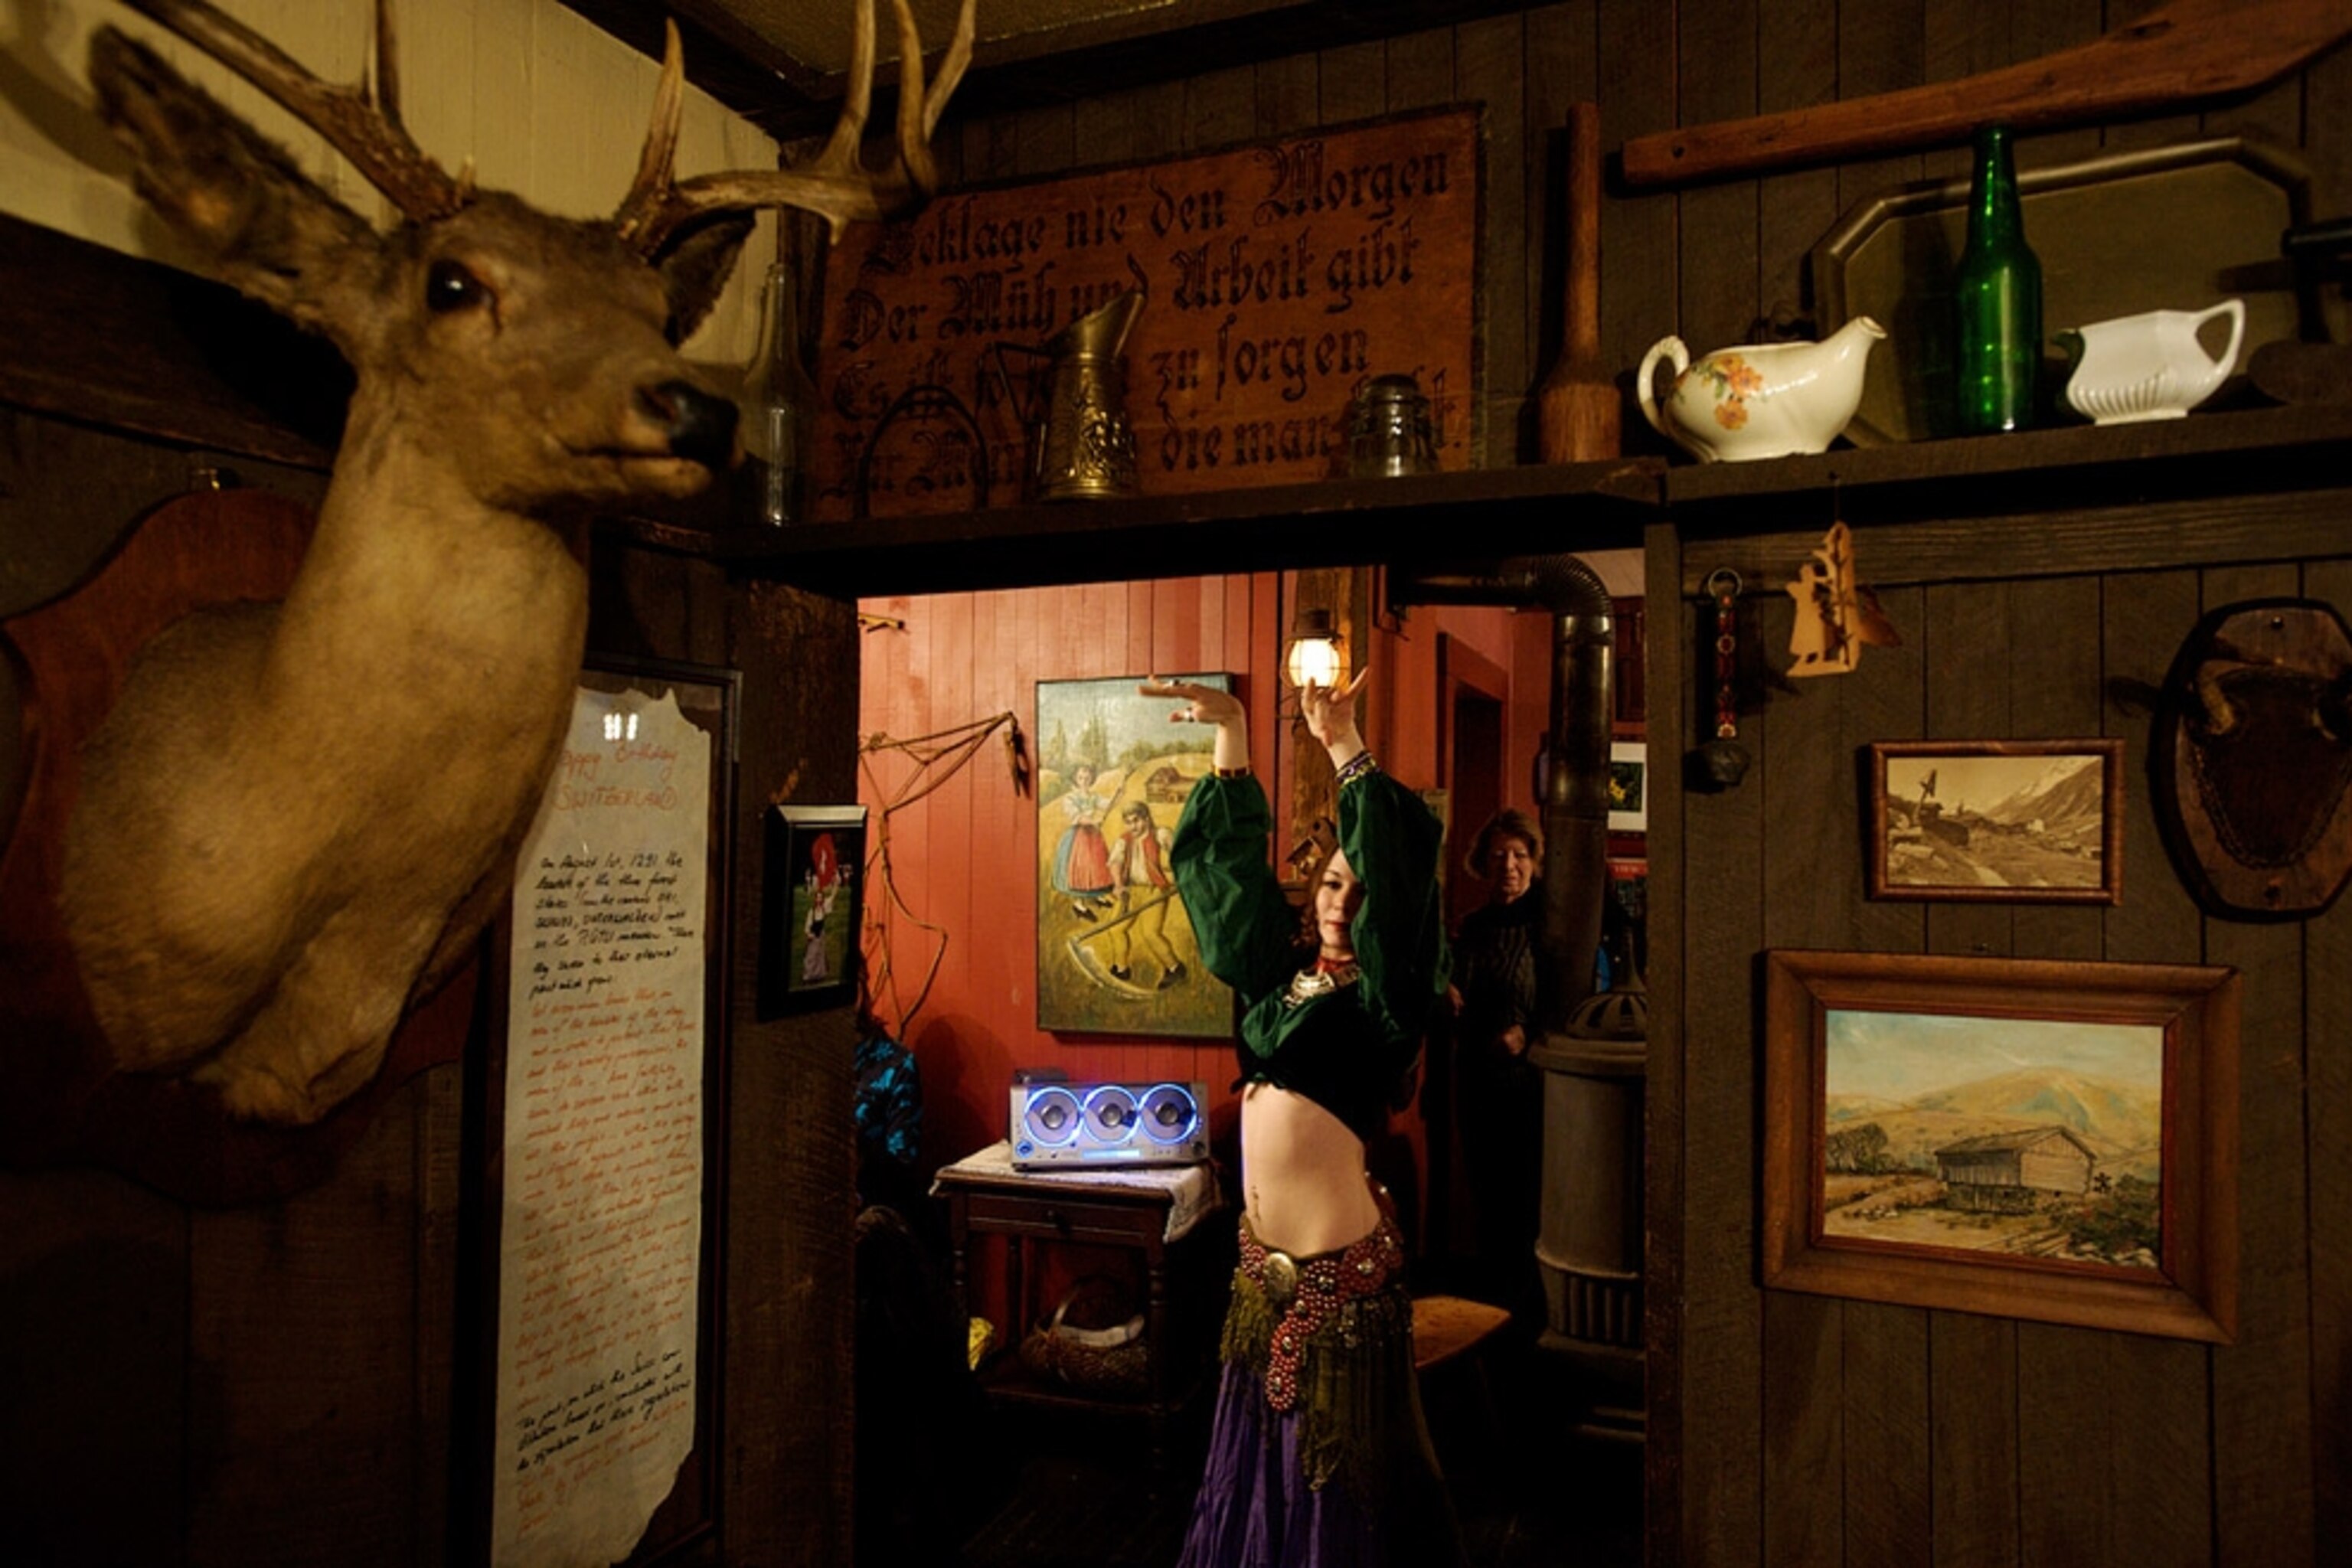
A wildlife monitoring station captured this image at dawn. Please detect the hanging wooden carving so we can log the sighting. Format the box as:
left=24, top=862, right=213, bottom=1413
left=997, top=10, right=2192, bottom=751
left=2155, top=597, right=2352, bottom=919
left=1783, top=521, right=1901, bottom=677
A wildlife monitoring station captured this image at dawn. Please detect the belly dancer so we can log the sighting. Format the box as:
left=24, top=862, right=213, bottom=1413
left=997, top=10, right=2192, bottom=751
left=1141, top=668, right=1465, bottom=1567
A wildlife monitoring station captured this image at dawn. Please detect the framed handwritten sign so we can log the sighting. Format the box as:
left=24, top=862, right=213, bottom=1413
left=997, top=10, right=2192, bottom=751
left=812, top=106, right=1482, bottom=519
left=466, top=655, right=738, bottom=1568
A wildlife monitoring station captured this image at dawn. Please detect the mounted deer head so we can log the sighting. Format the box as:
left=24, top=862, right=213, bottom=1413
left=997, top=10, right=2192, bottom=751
left=51, top=0, right=973, bottom=1125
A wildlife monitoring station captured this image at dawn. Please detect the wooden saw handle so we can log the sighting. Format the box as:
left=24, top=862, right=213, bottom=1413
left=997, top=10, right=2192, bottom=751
left=1622, top=0, right=2352, bottom=188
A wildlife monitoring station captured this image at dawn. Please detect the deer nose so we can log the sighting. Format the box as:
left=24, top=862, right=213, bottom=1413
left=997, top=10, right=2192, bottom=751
left=644, top=379, right=739, bottom=470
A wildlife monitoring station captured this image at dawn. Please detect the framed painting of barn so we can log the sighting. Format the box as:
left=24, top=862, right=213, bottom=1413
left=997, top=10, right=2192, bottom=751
left=1761, top=950, right=2240, bottom=1342
left=1035, top=674, right=1236, bottom=1037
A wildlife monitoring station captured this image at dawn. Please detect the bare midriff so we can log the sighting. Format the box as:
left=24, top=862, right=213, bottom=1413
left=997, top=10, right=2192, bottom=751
left=1239, top=1080, right=1379, bottom=1256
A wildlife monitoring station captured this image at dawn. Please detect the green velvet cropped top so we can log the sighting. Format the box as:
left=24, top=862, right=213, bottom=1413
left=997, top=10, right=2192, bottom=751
left=1171, top=766, right=1450, bottom=1141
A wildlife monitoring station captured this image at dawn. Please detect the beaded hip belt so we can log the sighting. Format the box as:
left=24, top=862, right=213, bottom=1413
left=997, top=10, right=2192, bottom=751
left=1236, top=1214, right=1405, bottom=1412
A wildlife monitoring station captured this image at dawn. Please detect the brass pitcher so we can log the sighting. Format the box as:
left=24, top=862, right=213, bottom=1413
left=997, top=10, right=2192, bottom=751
left=997, top=290, right=1145, bottom=501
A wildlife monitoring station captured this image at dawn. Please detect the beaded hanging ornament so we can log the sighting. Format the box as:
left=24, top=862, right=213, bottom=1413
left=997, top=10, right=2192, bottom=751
left=1699, top=567, right=1752, bottom=788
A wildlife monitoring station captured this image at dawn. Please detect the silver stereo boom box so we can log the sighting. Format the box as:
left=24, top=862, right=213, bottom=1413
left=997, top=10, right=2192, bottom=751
left=1009, top=1080, right=1210, bottom=1168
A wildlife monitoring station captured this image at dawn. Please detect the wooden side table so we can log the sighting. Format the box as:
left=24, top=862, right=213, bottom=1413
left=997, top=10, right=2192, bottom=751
left=932, top=1141, right=1224, bottom=1466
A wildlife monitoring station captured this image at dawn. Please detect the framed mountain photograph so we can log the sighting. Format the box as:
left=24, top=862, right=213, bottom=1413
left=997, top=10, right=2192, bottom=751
left=1762, top=950, right=2239, bottom=1343
left=1866, top=739, right=2124, bottom=903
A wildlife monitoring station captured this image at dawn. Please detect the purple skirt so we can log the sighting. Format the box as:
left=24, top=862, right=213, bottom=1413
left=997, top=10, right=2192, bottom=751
left=1176, top=1330, right=1464, bottom=1566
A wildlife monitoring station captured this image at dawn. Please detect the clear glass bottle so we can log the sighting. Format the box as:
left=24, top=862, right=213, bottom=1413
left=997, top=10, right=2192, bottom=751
left=743, top=259, right=815, bottom=524
left=1952, top=124, right=2042, bottom=435
left=1346, top=374, right=1438, bottom=477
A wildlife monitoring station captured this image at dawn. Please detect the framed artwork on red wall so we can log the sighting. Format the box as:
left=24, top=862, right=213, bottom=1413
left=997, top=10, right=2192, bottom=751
left=1036, top=674, right=1236, bottom=1037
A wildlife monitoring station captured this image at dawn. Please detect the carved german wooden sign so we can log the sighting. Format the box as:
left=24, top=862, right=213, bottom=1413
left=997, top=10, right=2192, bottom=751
left=811, top=106, right=1482, bottom=519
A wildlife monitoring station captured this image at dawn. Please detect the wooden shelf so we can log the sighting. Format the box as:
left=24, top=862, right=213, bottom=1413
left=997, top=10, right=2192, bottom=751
left=657, top=402, right=2350, bottom=597
left=1661, top=401, right=2352, bottom=531
left=700, top=458, right=1664, bottom=597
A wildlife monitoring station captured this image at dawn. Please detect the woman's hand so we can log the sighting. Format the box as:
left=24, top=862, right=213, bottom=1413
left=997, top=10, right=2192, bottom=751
left=1299, top=668, right=1370, bottom=767
left=1140, top=678, right=1250, bottom=772
left=1140, top=678, right=1243, bottom=729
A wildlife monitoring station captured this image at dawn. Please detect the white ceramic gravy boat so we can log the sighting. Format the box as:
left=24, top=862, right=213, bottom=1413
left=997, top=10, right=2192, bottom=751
left=2059, top=299, right=2245, bottom=425
left=1637, top=315, right=1884, bottom=462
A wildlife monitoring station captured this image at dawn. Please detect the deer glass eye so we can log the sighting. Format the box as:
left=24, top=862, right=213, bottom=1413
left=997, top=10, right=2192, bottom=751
left=425, top=258, right=490, bottom=314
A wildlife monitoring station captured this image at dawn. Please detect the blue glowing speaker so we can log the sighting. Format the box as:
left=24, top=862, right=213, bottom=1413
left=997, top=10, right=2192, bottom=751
left=1009, top=1080, right=1208, bottom=1169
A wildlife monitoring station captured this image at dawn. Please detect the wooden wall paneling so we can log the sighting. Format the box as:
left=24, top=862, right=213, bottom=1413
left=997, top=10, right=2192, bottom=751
left=728, top=575, right=860, bottom=1566
left=1129, top=77, right=1193, bottom=164
left=2304, top=556, right=2352, bottom=1551
left=1921, top=577, right=2012, bottom=959
left=959, top=108, right=1020, bottom=186
left=2096, top=0, right=2205, bottom=154
left=2198, top=560, right=2318, bottom=1566
left=966, top=592, right=1019, bottom=1067
left=1638, top=520, right=1687, bottom=1566
left=1759, top=1290, right=1844, bottom=1567
left=1916, top=0, right=1998, bottom=183
left=2203, top=41, right=2307, bottom=157
left=1994, top=568, right=2186, bottom=1568
left=1804, top=573, right=1932, bottom=1568
left=1915, top=575, right=2024, bottom=1565
left=2019, top=574, right=2157, bottom=1558
left=1756, top=586, right=1922, bottom=955
left=1674, top=0, right=1762, bottom=359
left=0, top=1168, right=188, bottom=1567
left=1318, top=38, right=1387, bottom=126
left=1255, top=51, right=1321, bottom=137
left=1383, top=24, right=1455, bottom=113
left=2010, top=1, right=2105, bottom=170
left=188, top=1104, right=419, bottom=1568
left=1071, top=84, right=1141, bottom=168
left=1675, top=585, right=1769, bottom=1567
left=1014, top=100, right=1078, bottom=177
left=1457, top=11, right=1527, bottom=464
left=933, top=587, right=981, bottom=1083
left=1596, top=0, right=1678, bottom=452
left=2014, top=1322, right=2122, bottom=1564
left=2303, top=31, right=2352, bottom=233
left=1184, top=63, right=1257, bottom=152
left=1755, top=576, right=1926, bottom=1567
left=1841, top=1302, right=1932, bottom=1568
left=1523, top=2, right=1599, bottom=467
left=1926, top=1312, right=2022, bottom=1566
left=1830, top=0, right=1929, bottom=220
left=1998, top=572, right=2131, bottom=1568
left=2099, top=570, right=2204, bottom=965
left=2005, top=573, right=2103, bottom=961
left=1757, top=0, right=1839, bottom=329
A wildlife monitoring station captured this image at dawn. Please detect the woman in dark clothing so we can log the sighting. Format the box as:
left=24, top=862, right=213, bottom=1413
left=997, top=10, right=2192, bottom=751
left=1141, top=669, right=1465, bottom=1568
left=1449, top=809, right=1547, bottom=1315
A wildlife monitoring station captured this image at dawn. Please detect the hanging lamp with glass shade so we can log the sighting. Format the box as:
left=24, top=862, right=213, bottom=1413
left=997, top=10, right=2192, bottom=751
left=1284, top=608, right=1348, bottom=688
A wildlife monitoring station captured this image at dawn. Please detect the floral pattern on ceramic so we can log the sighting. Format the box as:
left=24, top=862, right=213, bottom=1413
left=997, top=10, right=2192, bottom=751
left=1691, top=354, right=1768, bottom=429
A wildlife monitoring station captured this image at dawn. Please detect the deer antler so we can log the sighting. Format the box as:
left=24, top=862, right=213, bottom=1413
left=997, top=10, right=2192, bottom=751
left=614, top=0, right=977, bottom=256
left=116, top=0, right=464, bottom=222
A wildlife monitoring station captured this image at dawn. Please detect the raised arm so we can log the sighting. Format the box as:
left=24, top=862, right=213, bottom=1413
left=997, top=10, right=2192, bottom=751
left=1141, top=679, right=1293, bottom=1003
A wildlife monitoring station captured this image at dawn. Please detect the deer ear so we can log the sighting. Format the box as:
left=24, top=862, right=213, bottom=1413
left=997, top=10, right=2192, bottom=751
left=90, top=28, right=379, bottom=345
left=655, top=212, right=756, bottom=345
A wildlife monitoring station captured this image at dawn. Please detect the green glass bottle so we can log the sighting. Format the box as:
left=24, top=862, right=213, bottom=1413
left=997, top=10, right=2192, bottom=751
left=1952, top=124, right=2042, bottom=434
